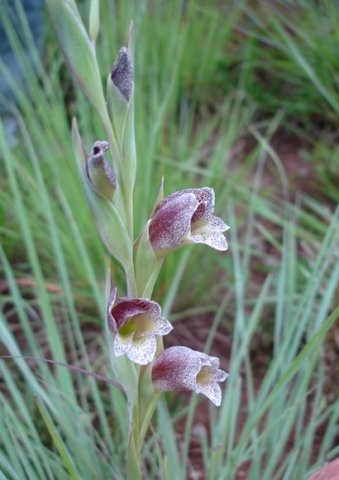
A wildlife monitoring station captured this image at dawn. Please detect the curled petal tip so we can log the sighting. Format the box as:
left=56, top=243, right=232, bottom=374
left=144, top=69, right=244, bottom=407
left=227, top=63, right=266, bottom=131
left=91, top=140, right=109, bottom=156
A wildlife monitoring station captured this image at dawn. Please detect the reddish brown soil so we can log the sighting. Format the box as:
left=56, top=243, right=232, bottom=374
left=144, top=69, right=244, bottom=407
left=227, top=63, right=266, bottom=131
left=308, top=458, right=339, bottom=480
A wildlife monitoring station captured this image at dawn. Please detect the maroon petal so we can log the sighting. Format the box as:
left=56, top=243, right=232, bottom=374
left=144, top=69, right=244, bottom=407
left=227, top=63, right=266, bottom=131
left=127, top=335, right=157, bottom=365
left=152, top=346, right=201, bottom=392
left=149, top=192, right=198, bottom=251
left=111, top=298, right=160, bottom=329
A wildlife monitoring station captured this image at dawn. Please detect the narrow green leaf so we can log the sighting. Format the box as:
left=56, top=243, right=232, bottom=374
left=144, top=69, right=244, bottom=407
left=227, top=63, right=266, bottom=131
left=45, top=0, right=106, bottom=114
left=36, top=397, right=82, bottom=480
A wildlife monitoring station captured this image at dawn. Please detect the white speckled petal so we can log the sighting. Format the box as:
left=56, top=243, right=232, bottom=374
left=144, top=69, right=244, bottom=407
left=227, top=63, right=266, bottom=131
left=209, top=215, right=229, bottom=232
left=188, top=230, right=228, bottom=251
left=198, top=353, right=220, bottom=369
left=153, top=316, right=173, bottom=335
left=128, top=335, right=157, bottom=365
left=196, top=381, right=223, bottom=407
left=187, top=214, right=229, bottom=251
left=215, top=369, right=228, bottom=382
left=113, top=332, right=133, bottom=357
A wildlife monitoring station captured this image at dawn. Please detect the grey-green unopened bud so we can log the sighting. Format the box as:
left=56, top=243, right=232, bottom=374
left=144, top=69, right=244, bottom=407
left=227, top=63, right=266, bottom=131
left=86, top=141, right=116, bottom=201
left=111, top=47, right=133, bottom=102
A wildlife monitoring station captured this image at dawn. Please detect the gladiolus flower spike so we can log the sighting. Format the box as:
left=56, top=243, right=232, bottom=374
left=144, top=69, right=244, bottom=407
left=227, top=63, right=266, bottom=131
left=108, top=288, right=173, bottom=365
left=149, top=187, right=229, bottom=254
left=152, top=346, right=228, bottom=407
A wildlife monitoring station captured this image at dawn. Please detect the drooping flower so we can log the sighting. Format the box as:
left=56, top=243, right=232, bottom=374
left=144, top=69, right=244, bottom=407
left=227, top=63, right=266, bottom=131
left=152, top=346, right=228, bottom=406
left=86, top=141, right=116, bottom=200
left=148, top=187, right=229, bottom=255
left=107, top=288, right=173, bottom=365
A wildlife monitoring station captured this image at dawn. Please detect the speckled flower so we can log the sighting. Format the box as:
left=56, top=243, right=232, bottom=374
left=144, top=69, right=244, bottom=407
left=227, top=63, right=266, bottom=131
left=152, top=346, right=228, bottom=406
left=148, top=187, right=229, bottom=254
left=107, top=289, right=173, bottom=365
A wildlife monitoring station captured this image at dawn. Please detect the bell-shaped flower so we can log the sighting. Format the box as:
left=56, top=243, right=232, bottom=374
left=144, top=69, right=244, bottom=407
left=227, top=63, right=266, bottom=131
left=107, top=289, right=173, bottom=365
left=148, top=187, right=229, bottom=255
left=152, top=346, right=228, bottom=406
left=86, top=141, right=116, bottom=201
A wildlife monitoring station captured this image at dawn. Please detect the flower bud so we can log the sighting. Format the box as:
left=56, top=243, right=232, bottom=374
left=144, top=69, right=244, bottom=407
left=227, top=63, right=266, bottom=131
left=152, top=346, right=228, bottom=406
left=107, top=45, right=136, bottom=194
left=111, top=47, right=133, bottom=102
left=149, top=187, right=229, bottom=255
left=86, top=141, right=116, bottom=201
left=108, top=288, right=173, bottom=365
left=72, top=119, right=131, bottom=267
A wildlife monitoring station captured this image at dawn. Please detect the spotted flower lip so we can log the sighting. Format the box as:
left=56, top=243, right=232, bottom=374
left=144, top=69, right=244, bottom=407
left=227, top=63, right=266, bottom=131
left=152, top=346, right=228, bottom=406
left=107, top=288, right=173, bottom=365
left=148, top=187, right=229, bottom=254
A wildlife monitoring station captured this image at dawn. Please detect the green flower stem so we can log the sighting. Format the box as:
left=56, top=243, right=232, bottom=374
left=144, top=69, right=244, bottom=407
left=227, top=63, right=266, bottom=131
left=127, top=380, right=160, bottom=478
left=124, top=188, right=134, bottom=247
left=127, top=406, right=142, bottom=480
left=94, top=30, right=158, bottom=478
left=125, top=262, right=138, bottom=298
left=125, top=269, right=162, bottom=474
left=138, top=392, right=161, bottom=447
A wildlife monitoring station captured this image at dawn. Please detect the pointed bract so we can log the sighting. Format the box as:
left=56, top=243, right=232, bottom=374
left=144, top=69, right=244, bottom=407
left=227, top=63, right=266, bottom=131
left=46, top=0, right=107, bottom=114
left=108, top=293, right=173, bottom=365
left=149, top=187, right=229, bottom=255
left=152, top=346, right=228, bottom=406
